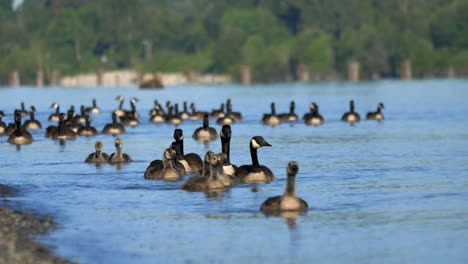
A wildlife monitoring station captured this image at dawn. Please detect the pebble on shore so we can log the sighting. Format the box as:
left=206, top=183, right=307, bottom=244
left=0, top=184, right=70, bottom=264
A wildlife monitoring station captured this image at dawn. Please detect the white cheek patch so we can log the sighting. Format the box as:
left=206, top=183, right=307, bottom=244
left=251, top=139, right=261, bottom=148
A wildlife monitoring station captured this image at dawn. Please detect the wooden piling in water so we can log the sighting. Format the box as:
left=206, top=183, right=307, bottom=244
left=347, top=60, right=360, bottom=82
left=296, top=63, right=309, bottom=81
left=9, top=71, right=20, bottom=87
left=36, top=70, right=44, bottom=87
left=400, top=59, right=412, bottom=80
left=447, top=66, right=455, bottom=79
left=96, top=68, right=103, bottom=86
left=239, top=65, right=251, bottom=85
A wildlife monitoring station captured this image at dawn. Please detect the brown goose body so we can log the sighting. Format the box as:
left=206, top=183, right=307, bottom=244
left=236, top=136, right=275, bottom=183
left=260, top=161, right=308, bottom=213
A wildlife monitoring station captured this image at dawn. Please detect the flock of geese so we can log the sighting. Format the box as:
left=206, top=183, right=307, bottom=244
left=0, top=97, right=385, bottom=214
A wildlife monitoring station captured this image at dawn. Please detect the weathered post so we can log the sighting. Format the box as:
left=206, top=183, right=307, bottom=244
left=447, top=66, right=455, bottom=79
left=9, top=70, right=20, bottom=87
left=296, top=63, right=309, bottom=81
left=347, top=60, right=360, bottom=82
left=400, top=59, right=412, bottom=80
left=96, top=68, right=103, bottom=86
left=36, top=70, right=44, bottom=87
left=239, top=65, right=251, bottom=85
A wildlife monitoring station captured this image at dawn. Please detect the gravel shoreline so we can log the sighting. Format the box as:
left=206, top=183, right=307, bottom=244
left=0, top=184, right=70, bottom=264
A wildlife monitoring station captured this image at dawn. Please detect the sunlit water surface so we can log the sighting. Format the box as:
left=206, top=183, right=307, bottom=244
left=1, top=80, right=467, bottom=263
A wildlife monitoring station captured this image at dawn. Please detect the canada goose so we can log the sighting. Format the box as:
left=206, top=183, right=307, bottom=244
left=216, top=104, right=236, bottom=125
left=77, top=115, right=98, bottom=136
left=102, top=113, right=126, bottom=135
left=85, top=141, right=109, bottom=163
left=0, top=111, right=6, bottom=135
left=166, top=105, right=183, bottom=125
left=149, top=100, right=159, bottom=116
left=181, top=151, right=225, bottom=192
left=108, top=138, right=133, bottom=163
left=193, top=114, right=217, bottom=141
left=280, top=101, right=298, bottom=122
left=210, top=103, right=225, bottom=118
left=179, top=102, right=191, bottom=120
left=215, top=153, right=238, bottom=187
left=149, top=104, right=166, bottom=123
left=7, top=110, right=33, bottom=145
left=75, top=105, right=87, bottom=124
left=18, top=102, right=28, bottom=116
left=50, top=113, right=77, bottom=140
left=226, top=99, right=242, bottom=120
left=236, top=136, right=275, bottom=183
left=65, top=108, right=82, bottom=133
left=220, top=125, right=238, bottom=177
left=341, top=100, right=361, bottom=123
left=4, top=122, right=15, bottom=136
left=170, top=142, right=188, bottom=176
left=303, top=102, right=324, bottom=126
left=85, top=98, right=100, bottom=114
left=260, top=161, right=308, bottom=213
left=174, top=129, right=203, bottom=174
left=366, top=102, right=385, bottom=121
left=262, top=103, right=281, bottom=126
left=120, top=100, right=139, bottom=126
left=24, top=106, right=42, bottom=130
left=114, top=96, right=125, bottom=117
left=144, top=148, right=184, bottom=181
left=189, top=103, right=207, bottom=121
left=48, top=103, right=61, bottom=122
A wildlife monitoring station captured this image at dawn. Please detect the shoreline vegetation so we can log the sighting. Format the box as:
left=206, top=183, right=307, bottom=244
left=0, top=184, right=70, bottom=264
left=1, top=1, right=468, bottom=86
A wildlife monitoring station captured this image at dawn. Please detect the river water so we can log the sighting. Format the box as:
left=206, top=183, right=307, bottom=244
left=0, top=80, right=467, bottom=263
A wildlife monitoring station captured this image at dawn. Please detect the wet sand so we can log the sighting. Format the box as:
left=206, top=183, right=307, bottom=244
left=0, top=184, right=69, bottom=264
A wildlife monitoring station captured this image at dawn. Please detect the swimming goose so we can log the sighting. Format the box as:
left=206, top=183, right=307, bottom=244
left=18, top=102, right=28, bottom=116
left=193, top=114, right=217, bottom=141
left=85, top=141, right=109, bottom=163
left=144, top=148, right=184, bottom=181
left=341, top=100, right=361, bottom=123
left=236, top=136, right=274, bottom=183
left=215, top=153, right=238, bottom=186
left=170, top=142, right=188, bottom=176
left=211, top=103, right=225, bottom=118
left=120, top=100, right=139, bottom=126
left=226, top=99, right=242, bottom=120
left=262, top=102, right=281, bottom=126
left=220, top=125, right=238, bottom=177
left=149, top=100, right=160, bottom=116
left=108, top=138, right=133, bottom=163
left=24, top=106, right=42, bottom=130
left=366, top=102, right=385, bottom=121
left=174, top=129, right=203, bottom=174
left=7, top=110, right=33, bottom=145
left=77, top=115, right=98, bottom=136
left=48, top=103, right=61, bottom=122
left=102, top=113, right=126, bottom=135
left=179, top=101, right=191, bottom=120
left=166, top=105, right=183, bottom=125
left=189, top=103, right=207, bottom=121
left=75, top=105, right=87, bottom=124
left=50, top=113, right=77, bottom=140
left=114, top=96, right=125, bottom=117
left=280, top=101, right=298, bottom=122
left=216, top=104, right=236, bottom=125
left=260, top=161, right=308, bottom=213
left=181, top=151, right=225, bottom=192
left=85, top=98, right=100, bottom=114
left=0, top=111, right=6, bottom=135
left=65, top=108, right=82, bottom=133
left=149, top=104, right=166, bottom=123
left=303, top=102, right=324, bottom=126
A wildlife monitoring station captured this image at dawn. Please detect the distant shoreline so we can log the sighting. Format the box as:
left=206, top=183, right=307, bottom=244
left=0, top=184, right=70, bottom=264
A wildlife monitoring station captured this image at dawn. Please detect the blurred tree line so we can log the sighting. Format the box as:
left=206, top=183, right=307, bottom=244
left=0, top=0, right=467, bottom=84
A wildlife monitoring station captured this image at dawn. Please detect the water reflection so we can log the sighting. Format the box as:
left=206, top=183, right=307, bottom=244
left=263, top=211, right=308, bottom=231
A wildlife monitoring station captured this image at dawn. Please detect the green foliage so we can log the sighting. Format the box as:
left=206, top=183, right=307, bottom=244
left=0, top=0, right=467, bottom=84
